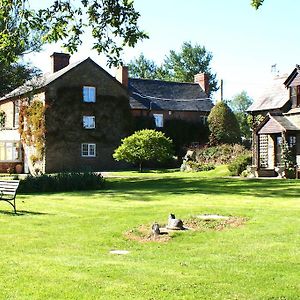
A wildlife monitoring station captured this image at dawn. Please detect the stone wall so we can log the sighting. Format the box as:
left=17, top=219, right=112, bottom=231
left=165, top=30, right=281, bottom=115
left=44, top=60, right=132, bottom=172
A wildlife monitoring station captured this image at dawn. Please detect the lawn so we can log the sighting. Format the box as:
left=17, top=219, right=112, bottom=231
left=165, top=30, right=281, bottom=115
left=0, top=166, right=299, bottom=300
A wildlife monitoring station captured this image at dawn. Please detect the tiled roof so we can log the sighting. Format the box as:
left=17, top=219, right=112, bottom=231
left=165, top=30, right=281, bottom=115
left=271, top=115, right=299, bottom=131
left=247, top=75, right=289, bottom=112
left=128, top=78, right=213, bottom=112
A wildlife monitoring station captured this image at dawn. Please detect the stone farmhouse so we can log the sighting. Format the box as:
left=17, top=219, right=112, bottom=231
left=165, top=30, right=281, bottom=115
left=248, top=67, right=300, bottom=177
left=0, top=53, right=214, bottom=174
left=0, top=53, right=131, bottom=174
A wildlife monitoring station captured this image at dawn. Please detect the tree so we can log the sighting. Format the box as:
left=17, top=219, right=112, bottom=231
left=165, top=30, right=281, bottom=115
left=128, top=53, right=158, bottom=79
left=0, top=62, right=40, bottom=97
left=113, top=129, right=174, bottom=172
left=0, top=0, right=148, bottom=66
left=207, top=101, right=241, bottom=145
left=251, top=0, right=264, bottom=9
left=228, top=91, right=253, bottom=139
left=127, top=42, right=218, bottom=95
left=163, top=42, right=218, bottom=94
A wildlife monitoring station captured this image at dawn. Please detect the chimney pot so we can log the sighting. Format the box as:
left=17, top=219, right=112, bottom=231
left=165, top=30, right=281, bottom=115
left=50, top=52, right=71, bottom=73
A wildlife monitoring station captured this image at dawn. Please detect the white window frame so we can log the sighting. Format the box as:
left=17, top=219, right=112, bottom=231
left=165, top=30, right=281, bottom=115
left=83, top=116, right=95, bottom=129
left=0, top=141, right=22, bottom=162
left=153, top=114, right=164, bottom=128
left=83, top=86, right=96, bottom=103
left=81, top=143, right=96, bottom=157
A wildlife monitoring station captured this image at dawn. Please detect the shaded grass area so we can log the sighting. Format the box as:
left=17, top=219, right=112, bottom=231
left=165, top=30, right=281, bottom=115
left=0, top=168, right=299, bottom=299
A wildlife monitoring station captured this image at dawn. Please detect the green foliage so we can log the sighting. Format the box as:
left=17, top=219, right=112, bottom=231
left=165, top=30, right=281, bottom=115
left=113, top=129, right=174, bottom=172
left=18, top=172, right=105, bottom=193
left=182, top=161, right=215, bottom=172
left=127, top=41, right=218, bottom=94
left=163, top=41, right=218, bottom=94
left=128, top=53, right=158, bottom=79
left=208, top=101, right=241, bottom=145
left=164, top=119, right=209, bottom=153
left=0, top=110, right=6, bottom=128
left=228, top=91, right=253, bottom=113
left=228, top=91, right=253, bottom=139
left=251, top=0, right=264, bottom=9
left=195, top=144, right=251, bottom=165
left=228, top=154, right=252, bottom=176
left=0, top=62, right=40, bottom=97
left=247, top=114, right=264, bottom=130
left=0, top=0, right=147, bottom=67
left=19, top=100, right=46, bottom=161
left=132, top=117, right=209, bottom=154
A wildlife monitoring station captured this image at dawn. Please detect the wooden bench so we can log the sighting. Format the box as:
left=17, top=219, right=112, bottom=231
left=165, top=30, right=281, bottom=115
left=0, top=180, right=20, bottom=213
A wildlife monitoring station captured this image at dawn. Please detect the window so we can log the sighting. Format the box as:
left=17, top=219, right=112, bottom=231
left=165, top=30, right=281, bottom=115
left=83, top=86, right=96, bottom=102
left=153, top=114, right=163, bottom=128
left=83, top=116, right=95, bottom=129
left=0, top=142, right=22, bottom=162
left=200, top=116, right=208, bottom=125
left=81, top=143, right=96, bottom=157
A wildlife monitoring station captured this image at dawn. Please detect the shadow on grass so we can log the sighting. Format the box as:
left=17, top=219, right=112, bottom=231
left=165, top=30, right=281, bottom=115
left=99, top=177, right=300, bottom=200
left=0, top=210, right=50, bottom=216
left=17, top=177, right=300, bottom=202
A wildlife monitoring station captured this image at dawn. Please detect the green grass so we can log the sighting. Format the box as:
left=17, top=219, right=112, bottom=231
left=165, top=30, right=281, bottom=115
left=0, top=167, right=299, bottom=299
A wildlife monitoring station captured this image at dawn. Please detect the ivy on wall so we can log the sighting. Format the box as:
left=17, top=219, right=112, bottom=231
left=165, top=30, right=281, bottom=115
left=0, top=110, right=6, bottom=128
left=19, top=99, right=46, bottom=161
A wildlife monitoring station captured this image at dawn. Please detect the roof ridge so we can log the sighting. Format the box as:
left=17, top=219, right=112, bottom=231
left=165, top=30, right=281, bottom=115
left=129, top=77, right=199, bottom=85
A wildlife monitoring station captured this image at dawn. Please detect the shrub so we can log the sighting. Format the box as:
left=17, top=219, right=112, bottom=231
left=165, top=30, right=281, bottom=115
left=207, top=101, right=241, bottom=145
left=184, top=161, right=215, bottom=172
left=18, top=172, right=105, bottom=193
left=228, top=154, right=252, bottom=176
left=195, top=144, right=251, bottom=165
left=113, top=129, right=174, bottom=172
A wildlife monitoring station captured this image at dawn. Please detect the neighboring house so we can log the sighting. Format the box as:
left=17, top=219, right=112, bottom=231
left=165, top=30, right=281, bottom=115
left=247, top=70, right=300, bottom=177
left=116, top=67, right=214, bottom=128
left=0, top=53, right=131, bottom=174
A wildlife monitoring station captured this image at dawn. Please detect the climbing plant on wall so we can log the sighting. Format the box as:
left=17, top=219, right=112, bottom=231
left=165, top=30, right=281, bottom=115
left=19, top=99, right=46, bottom=162
left=0, top=110, right=6, bottom=128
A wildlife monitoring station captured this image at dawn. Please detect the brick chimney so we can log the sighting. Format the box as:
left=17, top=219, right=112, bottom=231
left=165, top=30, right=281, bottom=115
left=116, top=66, right=128, bottom=87
left=50, top=52, right=71, bottom=73
left=194, top=73, right=209, bottom=95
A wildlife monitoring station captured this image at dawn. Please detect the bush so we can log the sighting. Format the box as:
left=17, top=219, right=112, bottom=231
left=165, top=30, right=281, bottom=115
left=181, top=161, right=215, bottom=172
left=195, top=144, right=251, bottom=165
left=18, top=172, right=105, bottom=193
left=208, top=101, right=241, bottom=145
left=228, top=155, right=252, bottom=176
left=113, top=129, right=174, bottom=172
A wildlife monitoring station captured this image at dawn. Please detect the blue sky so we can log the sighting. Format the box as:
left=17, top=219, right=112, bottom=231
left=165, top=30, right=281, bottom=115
left=27, top=0, right=300, bottom=101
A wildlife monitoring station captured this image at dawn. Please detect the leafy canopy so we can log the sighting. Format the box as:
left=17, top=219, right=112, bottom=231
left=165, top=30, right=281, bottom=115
left=208, top=101, right=241, bottom=145
left=113, top=129, right=174, bottom=172
left=128, top=41, right=218, bottom=95
left=228, top=91, right=253, bottom=139
left=0, top=0, right=148, bottom=66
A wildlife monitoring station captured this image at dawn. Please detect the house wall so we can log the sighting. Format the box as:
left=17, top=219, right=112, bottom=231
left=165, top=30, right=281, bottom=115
left=44, top=60, right=131, bottom=173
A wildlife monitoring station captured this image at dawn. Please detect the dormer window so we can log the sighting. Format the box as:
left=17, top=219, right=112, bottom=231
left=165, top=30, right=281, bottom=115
left=290, top=85, right=300, bottom=107
left=83, top=86, right=96, bottom=102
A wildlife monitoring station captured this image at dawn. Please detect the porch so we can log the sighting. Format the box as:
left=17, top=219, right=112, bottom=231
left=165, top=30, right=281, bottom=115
left=252, top=114, right=300, bottom=178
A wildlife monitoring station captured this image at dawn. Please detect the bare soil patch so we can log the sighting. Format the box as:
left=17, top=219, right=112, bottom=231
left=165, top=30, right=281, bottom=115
left=124, top=215, right=246, bottom=243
